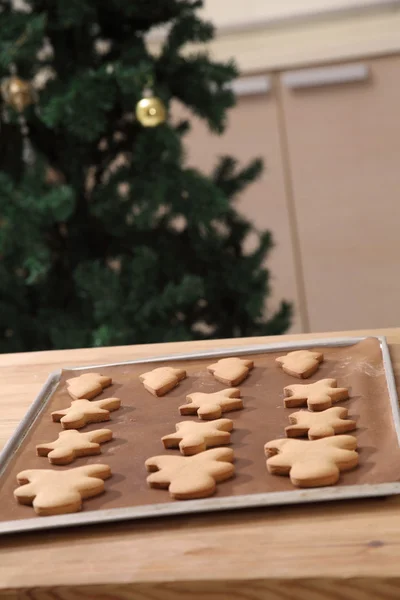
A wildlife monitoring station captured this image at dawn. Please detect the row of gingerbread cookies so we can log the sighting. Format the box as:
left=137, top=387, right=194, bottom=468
left=41, top=373, right=121, bottom=462
left=142, top=350, right=358, bottom=497
left=147, top=351, right=359, bottom=492
left=140, top=356, right=253, bottom=396
left=14, top=373, right=122, bottom=515
left=144, top=352, right=359, bottom=493
left=142, top=358, right=255, bottom=499
left=266, top=349, right=359, bottom=488
left=12, top=358, right=252, bottom=514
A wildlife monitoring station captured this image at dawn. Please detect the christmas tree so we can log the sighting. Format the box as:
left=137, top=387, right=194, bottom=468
left=0, top=0, right=292, bottom=352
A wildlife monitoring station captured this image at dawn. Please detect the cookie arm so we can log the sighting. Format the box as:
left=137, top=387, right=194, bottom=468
left=285, top=423, right=309, bottom=438
left=76, top=464, right=112, bottom=480
left=14, top=482, right=36, bottom=505
left=179, top=400, right=198, bottom=416
left=51, top=409, right=67, bottom=422
left=205, top=461, right=235, bottom=482
left=332, top=417, right=357, bottom=434
left=96, top=398, right=121, bottom=411
left=178, top=433, right=207, bottom=455
left=266, top=454, right=293, bottom=475
left=98, top=375, right=112, bottom=389
left=289, top=459, right=340, bottom=487
left=168, top=472, right=216, bottom=499
left=307, top=424, right=336, bottom=440
left=86, top=429, right=113, bottom=444
left=307, top=393, right=333, bottom=411
left=33, top=487, right=83, bottom=516
left=205, top=429, right=232, bottom=445
left=331, top=387, right=350, bottom=402
left=161, top=432, right=183, bottom=449
left=146, top=470, right=171, bottom=489
left=47, top=446, right=76, bottom=464
left=73, top=476, right=106, bottom=499
left=329, top=448, right=359, bottom=471
left=59, top=410, right=87, bottom=429
left=219, top=397, right=243, bottom=411
left=197, top=402, right=222, bottom=420
left=36, top=442, right=53, bottom=457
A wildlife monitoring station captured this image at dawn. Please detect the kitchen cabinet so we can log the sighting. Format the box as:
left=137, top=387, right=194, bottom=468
left=279, top=55, right=400, bottom=331
left=174, top=54, right=400, bottom=333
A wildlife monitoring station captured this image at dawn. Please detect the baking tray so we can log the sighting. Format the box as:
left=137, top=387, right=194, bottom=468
left=0, top=335, right=399, bottom=536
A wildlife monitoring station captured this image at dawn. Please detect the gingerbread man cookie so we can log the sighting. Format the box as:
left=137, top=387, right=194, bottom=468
left=207, top=357, right=253, bottom=386
left=14, top=464, right=111, bottom=515
left=162, top=418, right=233, bottom=455
left=264, top=435, right=358, bottom=488
left=36, top=429, right=113, bottom=465
left=139, top=366, right=187, bottom=396
left=284, top=379, right=349, bottom=411
left=66, top=373, right=112, bottom=400
left=145, top=447, right=234, bottom=499
left=51, top=398, right=121, bottom=429
left=276, top=350, right=323, bottom=379
left=286, top=407, right=356, bottom=440
left=180, top=388, right=242, bottom=420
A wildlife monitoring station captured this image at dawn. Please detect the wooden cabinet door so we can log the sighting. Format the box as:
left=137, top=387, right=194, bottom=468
left=173, top=76, right=304, bottom=332
left=279, top=56, right=400, bottom=331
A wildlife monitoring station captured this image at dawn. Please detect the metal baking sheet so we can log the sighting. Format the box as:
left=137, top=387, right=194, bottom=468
left=0, top=335, right=399, bottom=536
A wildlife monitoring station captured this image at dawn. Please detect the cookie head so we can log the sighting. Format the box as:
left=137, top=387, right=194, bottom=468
left=276, top=350, right=323, bottom=379
left=66, top=373, right=112, bottom=400
left=207, top=357, right=253, bottom=386
left=139, top=366, right=186, bottom=396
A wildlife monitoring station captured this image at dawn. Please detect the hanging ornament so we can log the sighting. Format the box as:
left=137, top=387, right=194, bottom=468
left=1, top=27, right=38, bottom=165
left=136, top=86, right=166, bottom=128
left=1, top=73, right=37, bottom=165
left=1, top=76, right=35, bottom=112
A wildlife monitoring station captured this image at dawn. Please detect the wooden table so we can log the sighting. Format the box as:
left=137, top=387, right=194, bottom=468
left=1, top=328, right=400, bottom=599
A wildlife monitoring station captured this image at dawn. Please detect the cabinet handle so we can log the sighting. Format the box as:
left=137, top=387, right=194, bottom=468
left=282, top=63, right=369, bottom=90
left=229, top=75, right=271, bottom=96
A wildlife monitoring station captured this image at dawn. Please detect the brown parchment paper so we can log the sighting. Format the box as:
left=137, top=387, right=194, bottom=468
left=1, top=337, right=399, bottom=521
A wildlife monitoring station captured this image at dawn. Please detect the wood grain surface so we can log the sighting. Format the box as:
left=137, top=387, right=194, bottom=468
left=1, top=327, right=400, bottom=599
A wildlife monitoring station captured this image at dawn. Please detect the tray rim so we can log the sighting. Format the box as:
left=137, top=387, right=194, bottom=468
left=0, top=334, right=398, bottom=536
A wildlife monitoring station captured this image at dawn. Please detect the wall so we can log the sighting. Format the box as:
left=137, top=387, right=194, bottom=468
left=199, top=0, right=396, bottom=31
left=148, top=1, right=400, bottom=74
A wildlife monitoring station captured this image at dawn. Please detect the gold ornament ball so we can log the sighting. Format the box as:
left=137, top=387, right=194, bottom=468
left=1, top=76, right=35, bottom=112
left=136, top=96, right=166, bottom=127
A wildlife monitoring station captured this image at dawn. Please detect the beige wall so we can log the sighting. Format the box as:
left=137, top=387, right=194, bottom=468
left=148, top=2, right=400, bottom=75
left=199, top=0, right=393, bottom=30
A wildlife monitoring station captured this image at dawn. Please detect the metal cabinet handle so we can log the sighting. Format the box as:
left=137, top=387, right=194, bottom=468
left=282, top=63, right=369, bottom=90
left=229, top=75, right=271, bottom=96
